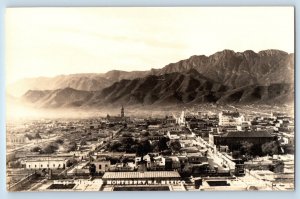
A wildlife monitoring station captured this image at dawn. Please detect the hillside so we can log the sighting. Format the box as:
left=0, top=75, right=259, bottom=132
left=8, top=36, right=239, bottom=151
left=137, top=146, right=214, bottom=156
left=8, top=49, right=294, bottom=97
left=152, top=49, right=294, bottom=88
left=20, top=71, right=294, bottom=108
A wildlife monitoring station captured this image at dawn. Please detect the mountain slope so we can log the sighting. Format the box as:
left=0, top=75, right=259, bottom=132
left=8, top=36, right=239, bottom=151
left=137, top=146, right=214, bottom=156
left=8, top=49, right=294, bottom=97
left=22, top=87, right=94, bottom=108
left=217, top=83, right=294, bottom=104
left=151, top=49, right=294, bottom=88
left=92, top=71, right=293, bottom=106
left=20, top=71, right=293, bottom=108
left=8, top=71, right=150, bottom=97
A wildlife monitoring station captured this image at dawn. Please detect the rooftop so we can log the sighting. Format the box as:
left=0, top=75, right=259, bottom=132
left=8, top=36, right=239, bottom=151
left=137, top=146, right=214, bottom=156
left=222, top=131, right=274, bottom=138
left=221, top=111, right=240, bottom=117
left=25, top=157, right=68, bottom=162
left=102, top=171, right=181, bottom=179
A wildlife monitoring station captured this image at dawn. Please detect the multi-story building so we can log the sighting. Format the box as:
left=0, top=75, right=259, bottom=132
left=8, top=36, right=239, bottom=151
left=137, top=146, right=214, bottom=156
left=218, top=111, right=244, bottom=126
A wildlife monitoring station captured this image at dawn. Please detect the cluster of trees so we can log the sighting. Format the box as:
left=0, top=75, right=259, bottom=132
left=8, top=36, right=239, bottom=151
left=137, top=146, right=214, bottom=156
left=232, top=141, right=281, bottom=158
left=281, top=145, right=294, bottom=154
left=107, top=136, right=144, bottom=153
left=66, top=141, right=77, bottom=152
left=55, top=138, right=64, bottom=145
left=261, top=141, right=281, bottom=156
left=30, top=138, right=66, bottom=154
left=30, top=146, right=42, bottom=153
left=41, top=143, right=60, bottom=154
left=107, top=133, right=182, bottom=158
left=152, top=137, right=169, bottom=152
left=152, top=138, right=182, bottom=155
left=79, top=139, right=87, bottom=146
left=9, top=160, right=21, bottom=168
left=30, top=143, right=58, bottom=154
left=66, top=158, right=78, bottom=167
left=25, top=132, right=42, bottom=140
left=169, top=140, right=182, bottom=152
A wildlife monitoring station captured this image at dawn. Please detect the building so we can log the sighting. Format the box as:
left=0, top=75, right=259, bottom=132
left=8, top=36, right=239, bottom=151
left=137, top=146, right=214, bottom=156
left=121, top=105, right=124, bottom=118
left=199, top=177, right=249, bottom=191
left=25, top=157, right=69, bottom=170
left=148, top=124, right=162, bottom=130
left=167, top=131, right=180, bottom=140
left=106, top=106, right=130, bottom=123
left=7, top=133, right=30, bottom=145
left=177, top=111, right=186, bottom=126
left=187, top=155, right=208, bottom=165
left=101, top=171, right=182, bottom=191
left=163, top=116, right=176, bottom=125
left=218, top=111, right=244, bottom=126
left=91, top=159, right=111, bottom=173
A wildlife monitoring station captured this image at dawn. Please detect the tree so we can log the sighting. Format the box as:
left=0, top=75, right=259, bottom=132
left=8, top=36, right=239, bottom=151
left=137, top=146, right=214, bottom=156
left=262, top=141, right=280, bottom=156
left=282, top=145, right=294, bottom=154
left=122, top=132, right=134, bottom=137
left=157, top=137, right=170, bottom=152
left=66, top=141, right=77, bottom=152
left=107, top=156, right=121, bottom=164
left=55, top=138, right=64, bottom=145
left=25, top=134, right=34, bottom=140
left=141, top=131, right=150, bottom=137
left=41, top=143, right=58, bottom=154
left=240, top=141, right=254, bottom=156
left=9, top=161, right=21, bottom=168
left=30, top=146, right=42, bottom=153
left=232, top=151, right=241, bottom=159
left=136, top=139, right=152, bottom=162
left=119, top=137, right=137, bottom=152
left=170, top=140, right=181, bottom=152
left=109, top=141, right=122, bottom=152
left=122, top=157, right=130, bottom=164
left=66, top=159, right=78, bottom=167
left=35, top=132, right=42, bottom=139
left=89, top=164, right=96, bottom=175
left=161, top=149, right=172, bottom=156
left=79, top=139, right=87, bottom=146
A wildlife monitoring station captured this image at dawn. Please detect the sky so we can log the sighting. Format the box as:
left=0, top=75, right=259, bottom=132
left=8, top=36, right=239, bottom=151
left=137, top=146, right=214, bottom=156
left=5, top=7, right=294, bottom=83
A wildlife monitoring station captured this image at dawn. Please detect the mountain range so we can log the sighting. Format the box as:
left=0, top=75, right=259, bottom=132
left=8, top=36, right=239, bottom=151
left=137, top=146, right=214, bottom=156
left=9, top=49, right=294, bottom=108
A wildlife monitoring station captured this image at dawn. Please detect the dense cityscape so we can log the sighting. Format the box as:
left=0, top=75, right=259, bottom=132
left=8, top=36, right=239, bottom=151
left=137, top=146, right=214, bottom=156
left=6, top=106, right=294, bottom=191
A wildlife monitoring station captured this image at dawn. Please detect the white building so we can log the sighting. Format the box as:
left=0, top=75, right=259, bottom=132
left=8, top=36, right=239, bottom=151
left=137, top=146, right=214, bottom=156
left=177, top=111, right=186, bottom=126
left=7, top=134, right=30, bottom=145
left=218, top=111, right=244, bottom=126
left=25, top=157, right=69, bottom=169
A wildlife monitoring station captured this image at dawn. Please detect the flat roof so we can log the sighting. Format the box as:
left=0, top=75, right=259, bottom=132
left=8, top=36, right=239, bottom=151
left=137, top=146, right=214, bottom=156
left=102, top=171, right=180, bottom=179
left=25, top=158, right=67, bottom=162
left=223, top=131, right=274, bottom=138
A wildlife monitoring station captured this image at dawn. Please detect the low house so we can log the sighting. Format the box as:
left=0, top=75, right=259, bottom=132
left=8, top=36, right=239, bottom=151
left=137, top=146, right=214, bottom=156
left=91, top=159, right=111, bottom=173
left=25, top=157, right=69, bottom=170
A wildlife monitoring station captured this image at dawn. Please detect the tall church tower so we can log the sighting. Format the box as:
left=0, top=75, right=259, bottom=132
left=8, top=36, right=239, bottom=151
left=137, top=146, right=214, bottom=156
left=121, top=105, right=124, bottom=118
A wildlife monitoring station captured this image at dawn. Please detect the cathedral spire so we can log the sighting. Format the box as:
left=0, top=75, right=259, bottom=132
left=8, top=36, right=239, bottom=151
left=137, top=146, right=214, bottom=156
left=121, top=105, right=124, bottom=118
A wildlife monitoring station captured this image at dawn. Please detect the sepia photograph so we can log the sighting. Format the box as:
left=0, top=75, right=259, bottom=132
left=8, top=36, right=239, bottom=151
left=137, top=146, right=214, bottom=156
left=5, top=7, right=294, bottom=191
